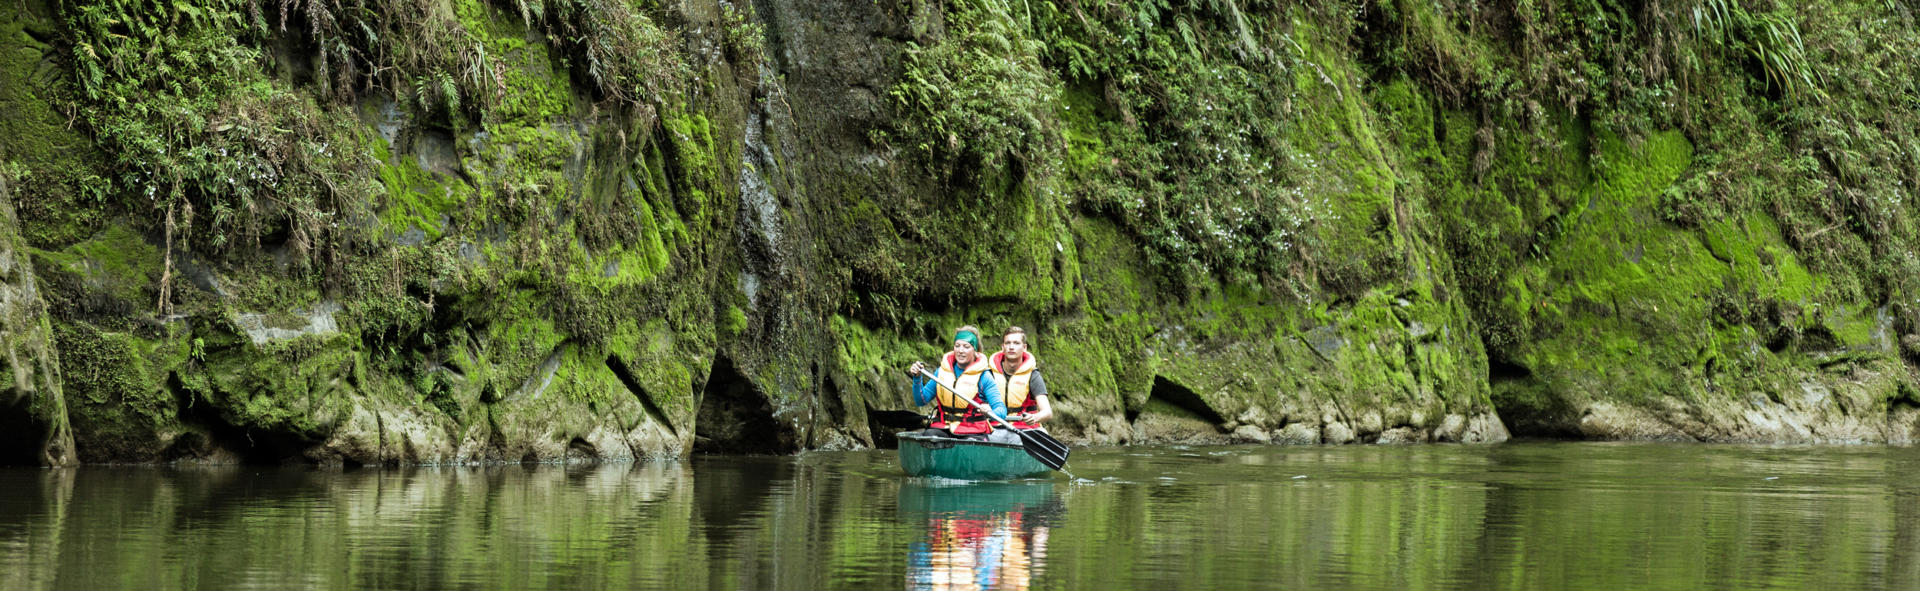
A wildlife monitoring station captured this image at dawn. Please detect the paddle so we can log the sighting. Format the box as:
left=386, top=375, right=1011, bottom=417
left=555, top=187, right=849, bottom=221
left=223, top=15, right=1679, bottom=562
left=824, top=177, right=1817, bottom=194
left=871, top=409, right=932, bottom=429
left=914, top=367, right=1071, bottom=471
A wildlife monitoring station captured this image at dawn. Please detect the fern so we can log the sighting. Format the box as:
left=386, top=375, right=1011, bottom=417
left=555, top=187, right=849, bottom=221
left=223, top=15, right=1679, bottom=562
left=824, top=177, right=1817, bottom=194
left=1689, top=0, right=1817, bottom=98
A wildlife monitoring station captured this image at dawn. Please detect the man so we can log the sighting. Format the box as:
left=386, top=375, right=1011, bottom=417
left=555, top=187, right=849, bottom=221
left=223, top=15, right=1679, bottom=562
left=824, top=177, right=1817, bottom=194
left=989, top=326, right=1052, bottom=428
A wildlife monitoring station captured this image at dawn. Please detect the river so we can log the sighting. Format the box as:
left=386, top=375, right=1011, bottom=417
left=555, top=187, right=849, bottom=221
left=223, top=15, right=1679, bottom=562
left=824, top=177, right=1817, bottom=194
left=3, top=442, right=1916, bottom=589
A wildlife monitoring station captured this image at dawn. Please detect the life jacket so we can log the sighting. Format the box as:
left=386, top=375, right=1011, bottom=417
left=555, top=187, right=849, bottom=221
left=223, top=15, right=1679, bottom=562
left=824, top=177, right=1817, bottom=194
left=930, top=352, right=996, bottom=435
left=990, top=351, right=1040, bottom=429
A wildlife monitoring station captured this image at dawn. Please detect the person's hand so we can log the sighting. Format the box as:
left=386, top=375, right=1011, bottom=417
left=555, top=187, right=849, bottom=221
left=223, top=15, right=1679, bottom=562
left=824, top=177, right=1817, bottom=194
left=907, top=361, right=927, bottom=378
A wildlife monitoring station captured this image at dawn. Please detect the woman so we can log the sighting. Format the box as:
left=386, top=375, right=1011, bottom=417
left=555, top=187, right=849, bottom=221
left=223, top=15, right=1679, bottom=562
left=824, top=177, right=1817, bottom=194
left=908, top=325, right=1011, bottom=441
left=989, top=326, right=1053, bottom=429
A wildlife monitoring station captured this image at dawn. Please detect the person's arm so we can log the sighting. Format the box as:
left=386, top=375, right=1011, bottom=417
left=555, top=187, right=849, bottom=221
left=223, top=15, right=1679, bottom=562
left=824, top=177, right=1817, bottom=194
left=909, top=362, right=935, bottom=406
left=1026, top=372, right=1053, bottom=423
left=979, top=371, right=1008, bottom=419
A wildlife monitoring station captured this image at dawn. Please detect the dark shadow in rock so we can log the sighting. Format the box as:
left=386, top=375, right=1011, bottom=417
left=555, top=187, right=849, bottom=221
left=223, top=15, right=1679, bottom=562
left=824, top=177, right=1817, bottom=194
left=0, top=393, right=54, bottom=465
left=567, top=437, right=597, bottom=460
left=607, top=354, right=675, bottom=434
left=1144, top=376, right=1227, bottom=426
left=1487, top=356, right=1581, bottom=439
left=818, top=365, right=847, bottom=425
left=694, top=355, right=794, bottom=454
left=170, top=373, right=312, bottom=464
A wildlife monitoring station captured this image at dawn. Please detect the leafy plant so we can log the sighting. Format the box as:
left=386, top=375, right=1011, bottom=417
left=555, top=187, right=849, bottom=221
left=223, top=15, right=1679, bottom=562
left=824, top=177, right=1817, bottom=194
left=58, top=0, right=364, bottom=313
left=719, top=0, right=766, bottom=66
left=887, top=0, right=1062, bottom=179
left=1690, top=0, right=1820, bottom=99
left=502, top=0, right=688, bottom=106
left=1025, top=0, right=1334, bottom=291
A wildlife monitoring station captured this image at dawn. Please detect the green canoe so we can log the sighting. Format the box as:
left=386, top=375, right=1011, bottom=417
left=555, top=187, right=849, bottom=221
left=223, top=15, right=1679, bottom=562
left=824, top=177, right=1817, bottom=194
left=896, top=432, right=1054, bottom=480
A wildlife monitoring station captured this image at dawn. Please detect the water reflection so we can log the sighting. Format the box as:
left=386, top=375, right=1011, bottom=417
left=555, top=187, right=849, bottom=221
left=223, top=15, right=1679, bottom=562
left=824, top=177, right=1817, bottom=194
left=0, top=462, right=695, bottom=590
left=900, top=480, right=1061, bottom=591
left=1, top=444, right=1917, bottom=589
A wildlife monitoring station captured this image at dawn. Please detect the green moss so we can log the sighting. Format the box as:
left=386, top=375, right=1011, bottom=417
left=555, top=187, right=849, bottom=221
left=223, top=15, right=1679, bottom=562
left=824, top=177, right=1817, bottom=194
left=201, top=333, right=357, bottom=441
left=660, top=111, right=718, bottom=234
left=565, top=172, right=675, bottom=291
left=602, top=318, right=698, bottom=426
left=662, top=112, right=714, bottom=179
left=1060, top=87, right=1108, bottom=173
left=1593, top=130, right=1694, bottom=208
left=549, top=345, right=622, bottom=406
left=722, top=306, right=748, bottom=338
left=969, top=186, right=1060, bottom=306
left=33, top=224, right=163, bottom=308
left=453, top=0, right=574, bottom=124
left=489, top=294, right=566, bottom=374
left=374, top=152, right=469, bottom=240
left=469, top=121, right=574, bottom=223
left=1700, top=216, right=1824, bottom=304
left=1372, top=79, right=1439, bottom=166
left=56, top=322, right=185, bottom=460
left=830, top=315, right=925, bottom=378
left=1281, top=20, right=1405, bottom=294
left=0, top=1, right=106, bottom=248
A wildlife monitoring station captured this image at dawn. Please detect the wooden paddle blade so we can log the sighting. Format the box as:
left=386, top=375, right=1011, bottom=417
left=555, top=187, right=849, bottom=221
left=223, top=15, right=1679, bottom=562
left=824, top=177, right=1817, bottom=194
left=871, top=410, right=931, bottom=429
left=1015, top=428, right=1070, bottom=471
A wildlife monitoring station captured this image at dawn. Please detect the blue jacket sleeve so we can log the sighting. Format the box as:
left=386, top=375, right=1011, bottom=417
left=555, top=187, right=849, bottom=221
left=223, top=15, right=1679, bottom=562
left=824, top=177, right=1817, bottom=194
left=912, top=375, right=935, bottom=406
left=978, top=372, right=1007, bottom=419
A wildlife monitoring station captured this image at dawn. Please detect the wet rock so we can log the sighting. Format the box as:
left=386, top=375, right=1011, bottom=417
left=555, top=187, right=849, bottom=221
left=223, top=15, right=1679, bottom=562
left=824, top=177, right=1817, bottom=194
left=1229, top=424, right=1272, bottom=444
left=1463, top=414, right=1509, bottom=443
left=1323, top=421, right=1356, bottom=444
left=1131, top=408, right=1225, bottom=444
left=1577, top=402, right=1693, bottom=441
left=1375, top=427, right=1425, bottom=444
left=1433, top=414, right=1467, bottom=442
left=1276, top=423, right=1321, bottom=444
left=1357, top=410, right=1385, bottom=438
left=233, top=301, right=341, bottom=346
left=0, top=176, right=72, bottom=466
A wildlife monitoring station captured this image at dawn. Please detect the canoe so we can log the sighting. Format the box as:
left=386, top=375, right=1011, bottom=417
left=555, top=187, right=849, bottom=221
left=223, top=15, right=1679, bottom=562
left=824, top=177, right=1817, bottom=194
left=896, top=431, right=1054, bottom=480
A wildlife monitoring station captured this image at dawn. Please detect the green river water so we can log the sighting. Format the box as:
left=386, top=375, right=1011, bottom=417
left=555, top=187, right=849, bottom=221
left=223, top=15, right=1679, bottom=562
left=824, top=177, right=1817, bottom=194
left=2, top=442, right=1916, bottom=589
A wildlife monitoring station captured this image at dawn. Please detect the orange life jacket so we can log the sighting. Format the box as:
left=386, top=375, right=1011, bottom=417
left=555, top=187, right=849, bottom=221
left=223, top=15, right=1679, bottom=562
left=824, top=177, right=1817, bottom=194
left=930, top=352, right=995, bottom=435
left=990, top=352, right=1040, bottom=429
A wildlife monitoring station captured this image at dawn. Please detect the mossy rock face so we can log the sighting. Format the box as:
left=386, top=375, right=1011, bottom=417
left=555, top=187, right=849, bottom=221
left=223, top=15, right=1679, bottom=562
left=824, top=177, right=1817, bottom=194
left=1449, top=122, right=1913, bottom=441
left=0, top=182, right=74, bottom=465
left=0, top=0, right=109, bottom=250
left=0, top=0, right=80, bottom=466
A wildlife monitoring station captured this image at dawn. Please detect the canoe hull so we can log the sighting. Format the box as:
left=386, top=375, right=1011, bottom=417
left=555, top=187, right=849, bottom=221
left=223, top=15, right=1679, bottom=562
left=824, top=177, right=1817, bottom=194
left=897, top=432, right=1053, bottom=480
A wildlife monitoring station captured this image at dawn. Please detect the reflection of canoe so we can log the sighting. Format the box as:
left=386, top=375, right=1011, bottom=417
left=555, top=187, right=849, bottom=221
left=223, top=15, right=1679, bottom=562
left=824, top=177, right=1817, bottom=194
left=897, top=432, right=1053, bottom=481
left=902, top=479, right=1060, bottom=589
left=897, top=479, right=1059, bottom=519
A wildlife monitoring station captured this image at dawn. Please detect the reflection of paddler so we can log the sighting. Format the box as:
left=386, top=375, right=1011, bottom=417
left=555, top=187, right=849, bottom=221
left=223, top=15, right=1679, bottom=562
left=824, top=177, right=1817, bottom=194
left=925, top=513, right=1031, bottom=590
left=903, top=481, right=1060, bottom=590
